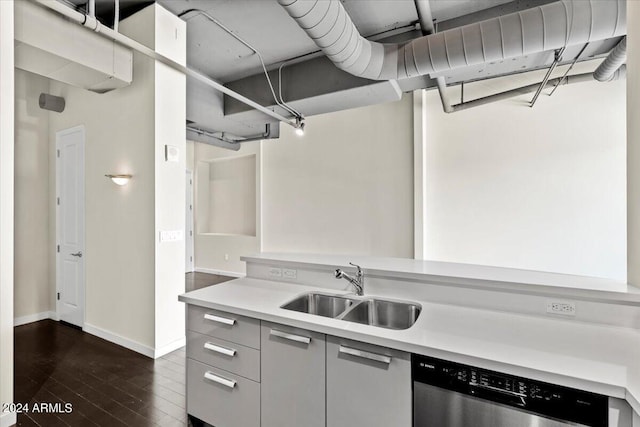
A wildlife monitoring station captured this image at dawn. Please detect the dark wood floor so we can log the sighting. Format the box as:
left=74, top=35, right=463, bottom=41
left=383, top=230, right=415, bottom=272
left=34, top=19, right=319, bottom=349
left=14, top=273, right=234, bottom=427
left=15, top=320, right=188, bottom=427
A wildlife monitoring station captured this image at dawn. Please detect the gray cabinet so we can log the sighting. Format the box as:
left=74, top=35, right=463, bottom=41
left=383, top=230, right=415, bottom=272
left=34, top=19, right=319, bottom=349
left=261, top=322, right=326, bottom=427
left=186, top=304, right=261, bottom=427
left=326, top=335, right=412, bottom=427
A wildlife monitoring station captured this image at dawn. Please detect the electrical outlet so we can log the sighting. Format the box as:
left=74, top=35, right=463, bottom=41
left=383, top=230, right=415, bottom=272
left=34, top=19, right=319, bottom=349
left=224, top=253, right=229, bottom=261
left=269, top=267, right=282, bottom=278
left=283, top=268, right=297, bottom=279
left=546, top=301, right=576, bottom=316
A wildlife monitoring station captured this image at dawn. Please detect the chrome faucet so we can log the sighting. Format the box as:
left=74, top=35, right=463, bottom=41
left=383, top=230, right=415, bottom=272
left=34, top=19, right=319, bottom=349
left=335, top=262, right=364, bottom=296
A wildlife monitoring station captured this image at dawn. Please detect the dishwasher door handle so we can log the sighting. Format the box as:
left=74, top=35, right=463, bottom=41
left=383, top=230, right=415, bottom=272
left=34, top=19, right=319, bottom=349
left=339, top=345, right=392, bottom=364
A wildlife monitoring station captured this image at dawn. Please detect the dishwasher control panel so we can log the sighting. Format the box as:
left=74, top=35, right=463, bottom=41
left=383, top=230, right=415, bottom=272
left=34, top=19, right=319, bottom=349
left=413, top=354, right=608, bottom=427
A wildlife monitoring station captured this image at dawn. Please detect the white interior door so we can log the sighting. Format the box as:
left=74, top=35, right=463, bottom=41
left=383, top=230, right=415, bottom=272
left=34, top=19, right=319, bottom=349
left=56, top=126, right=85, bottom=328
left=186, top=169, right=194, bottom=273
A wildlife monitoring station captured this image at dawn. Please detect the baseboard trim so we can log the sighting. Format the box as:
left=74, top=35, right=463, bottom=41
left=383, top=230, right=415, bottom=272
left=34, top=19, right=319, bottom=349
left=83, top=323, right=155, bottom=359
left=14, top=311, right=56, bottom=327
left=195, top=267, right=245, bottom=278
left=1, top=411, right=17, bottom=427
left=154, top=336, right=186, bottom=359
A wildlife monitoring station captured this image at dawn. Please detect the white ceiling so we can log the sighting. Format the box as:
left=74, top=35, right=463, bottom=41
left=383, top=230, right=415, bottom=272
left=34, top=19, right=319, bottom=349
left=156, top=0, right=518, bottom=82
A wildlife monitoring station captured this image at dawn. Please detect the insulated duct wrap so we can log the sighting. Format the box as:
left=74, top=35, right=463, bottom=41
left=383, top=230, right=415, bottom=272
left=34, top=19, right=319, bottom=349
left=594, top=37, right=627, bottom=81
left=277, top=0, right=626, bottom=81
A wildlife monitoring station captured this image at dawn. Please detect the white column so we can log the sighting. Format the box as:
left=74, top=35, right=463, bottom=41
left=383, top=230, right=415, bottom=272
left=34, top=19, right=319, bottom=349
left=629, top=0, right=640, bottom=286
left=0, top=1, right=15, bottom=426
left=413, top=90, right=426, bottom=260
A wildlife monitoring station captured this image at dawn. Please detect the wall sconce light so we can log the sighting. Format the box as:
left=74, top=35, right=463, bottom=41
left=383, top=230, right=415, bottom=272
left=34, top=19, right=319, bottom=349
left=105, top=174, right=132, bottom=186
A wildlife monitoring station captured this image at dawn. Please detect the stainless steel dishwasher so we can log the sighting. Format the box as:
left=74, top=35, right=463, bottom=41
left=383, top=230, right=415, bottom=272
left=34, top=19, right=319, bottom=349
left=413, top=354, right=608, bottom=427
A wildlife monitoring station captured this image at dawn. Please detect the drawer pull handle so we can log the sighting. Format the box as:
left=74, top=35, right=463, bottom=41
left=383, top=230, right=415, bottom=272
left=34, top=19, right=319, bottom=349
left=204, top=313, right=236, bottom=326
left=204, top=342, right=236, bottom=357
left=204, top=371, right=237, bottom=389
left=339, top=345, right=392, bottom=364
left=270, top=329, right=311, bottom=344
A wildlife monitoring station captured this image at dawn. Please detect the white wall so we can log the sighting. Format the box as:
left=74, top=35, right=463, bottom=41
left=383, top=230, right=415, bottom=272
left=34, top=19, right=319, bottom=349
left=423, top=76, right=626, bottom=280
left=14, top=70, right=52, bottom=320
left=262, top=96, right=414, bottom=258
left=0, top=1, right=14, bottom=424
left=152, top=5, right=187, bottom=354
left=191, top=141, right=261, bottom=276
left=48, top=4, right=185, bottom=354
left=628, top=1, right=640, bottom=287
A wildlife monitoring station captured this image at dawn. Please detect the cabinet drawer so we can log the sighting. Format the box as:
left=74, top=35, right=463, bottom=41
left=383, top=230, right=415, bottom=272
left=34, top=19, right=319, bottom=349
left=187, top=305, right=260, bottom=349
left=187, top=331, right=260, bottom=382
left=187, top=358, right=260, bottom=427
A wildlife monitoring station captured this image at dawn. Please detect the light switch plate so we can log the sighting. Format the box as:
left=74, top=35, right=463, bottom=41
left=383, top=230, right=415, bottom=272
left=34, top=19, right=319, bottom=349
left=159, top=230, right=183, bottom=242
left=165, top=145, right=179, bottom=162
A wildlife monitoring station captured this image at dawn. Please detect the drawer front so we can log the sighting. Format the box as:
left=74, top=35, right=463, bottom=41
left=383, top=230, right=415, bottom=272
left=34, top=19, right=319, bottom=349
left=187, top=305, right=260, bottom=349
left=187, top=331, right=260, bottom=382
left=187, top=358, right=260, bottom=427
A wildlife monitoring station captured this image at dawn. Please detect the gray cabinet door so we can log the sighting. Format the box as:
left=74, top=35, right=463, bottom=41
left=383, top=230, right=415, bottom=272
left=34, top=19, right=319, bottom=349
left=326, top=335, right=412, bottom=427
left=261, top=322, right=326, bottom=427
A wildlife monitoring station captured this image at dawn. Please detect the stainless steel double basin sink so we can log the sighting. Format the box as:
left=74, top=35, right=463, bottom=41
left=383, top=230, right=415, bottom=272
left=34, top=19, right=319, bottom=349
left=281, top=292, right=421, bottom=330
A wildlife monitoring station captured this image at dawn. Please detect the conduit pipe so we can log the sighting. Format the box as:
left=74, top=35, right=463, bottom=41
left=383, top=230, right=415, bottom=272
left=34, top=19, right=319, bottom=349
left=414, top=0, right=452, bottom=113
left=113, top=0, right=119, bottom=32
left=278, top=0, right=626, bottom=81
left=594, top=37, right=627, bottom=82
left=33, top=0, right=298, bottom=130
left=187, top=123, right=275, bottom=151
left=450, top=68, right=625, bottom=112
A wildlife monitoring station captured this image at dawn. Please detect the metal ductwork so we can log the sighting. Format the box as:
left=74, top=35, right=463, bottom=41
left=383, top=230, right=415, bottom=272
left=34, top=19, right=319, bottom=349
left=277, top=0, right=626, bottom=81
left=594, top=37, right=627, bottom=82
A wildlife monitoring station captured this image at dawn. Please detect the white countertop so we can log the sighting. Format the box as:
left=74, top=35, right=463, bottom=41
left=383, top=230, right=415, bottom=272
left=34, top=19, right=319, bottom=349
left=179, top=277, right=640, bottom=413
left=243, top=253, right=640, bottom=304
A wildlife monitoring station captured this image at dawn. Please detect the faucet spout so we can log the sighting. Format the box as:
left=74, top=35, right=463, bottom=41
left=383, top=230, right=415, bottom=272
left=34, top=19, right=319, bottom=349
left=334, top=263, right=364, bottom=296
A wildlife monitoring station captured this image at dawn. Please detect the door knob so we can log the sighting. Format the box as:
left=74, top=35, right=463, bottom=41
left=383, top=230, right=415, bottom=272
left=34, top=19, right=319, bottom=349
left=70, top=252, right=83, bottom=258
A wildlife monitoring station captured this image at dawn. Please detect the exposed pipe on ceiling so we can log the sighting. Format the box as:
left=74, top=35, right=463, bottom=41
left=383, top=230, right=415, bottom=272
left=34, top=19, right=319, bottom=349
left=548, top=43, right=589, bottom=96
left=529, top=47, right=565, bottom=107
left=113, top=0, right=119, bottom=32
left=594, top=37, right=627, bottom=82
left=186, top=123, right=276, bottom=151
left=186, top=127, right=241, bottom=151
left=449, top=67, right=625, bottom=113
left=277, top=0, right=626, bottom=81
left=178, top=8, right=303, bottom=121
left=414, top=0, right=452, bottom=113
left=32, top=0, right=300, bottom=131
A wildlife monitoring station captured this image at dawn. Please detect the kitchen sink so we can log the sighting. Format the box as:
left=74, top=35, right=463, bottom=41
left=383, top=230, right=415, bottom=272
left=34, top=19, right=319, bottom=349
left=341, top=299, right=421, bottom=330
left=281, top=292, right=421, bottom=330
left=281, top=293, right=357, bottom=318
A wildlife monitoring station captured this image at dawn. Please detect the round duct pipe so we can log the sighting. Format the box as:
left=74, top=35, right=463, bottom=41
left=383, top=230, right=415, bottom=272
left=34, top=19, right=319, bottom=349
left=39, top=93, right=65, bottom=113
left=594, top=37, right=627, bottom=82
left=278, top=0, right=626, bottom=81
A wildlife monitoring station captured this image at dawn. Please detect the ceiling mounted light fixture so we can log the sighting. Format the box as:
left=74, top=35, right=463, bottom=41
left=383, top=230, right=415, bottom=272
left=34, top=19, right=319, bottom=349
left=105, top=174, right=132, bottom=186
